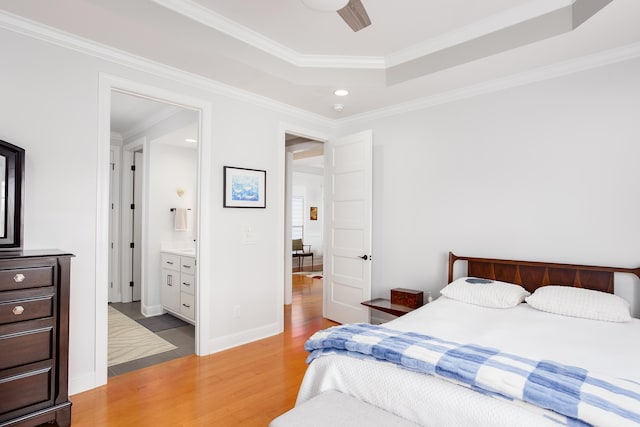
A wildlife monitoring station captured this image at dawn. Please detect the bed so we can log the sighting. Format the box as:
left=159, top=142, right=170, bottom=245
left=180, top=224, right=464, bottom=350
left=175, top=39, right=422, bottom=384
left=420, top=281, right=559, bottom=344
left=297, top=252, right=640, bottom=426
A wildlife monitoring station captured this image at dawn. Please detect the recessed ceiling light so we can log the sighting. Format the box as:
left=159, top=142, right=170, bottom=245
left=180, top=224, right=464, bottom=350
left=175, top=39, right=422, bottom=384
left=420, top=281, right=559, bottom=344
left=333, top=104, right=344, bottom=112
left=334, top=89, right=349, bottom=97
left=185, top=138, right=197, bottom=143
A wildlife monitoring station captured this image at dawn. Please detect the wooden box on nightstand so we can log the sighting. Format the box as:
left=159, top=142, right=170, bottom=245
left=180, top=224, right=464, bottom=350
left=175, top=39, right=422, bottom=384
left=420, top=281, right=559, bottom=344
left=391, top=288, right=424, bottom=309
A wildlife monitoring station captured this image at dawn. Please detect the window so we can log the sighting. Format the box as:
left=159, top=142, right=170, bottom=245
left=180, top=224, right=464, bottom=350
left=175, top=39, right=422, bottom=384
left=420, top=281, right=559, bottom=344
left=292, top=196, right=304, bottom=240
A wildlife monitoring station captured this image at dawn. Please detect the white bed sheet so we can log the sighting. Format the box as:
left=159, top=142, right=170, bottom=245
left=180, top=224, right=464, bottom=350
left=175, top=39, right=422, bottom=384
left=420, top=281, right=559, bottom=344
left=387, top=297, right=640, bottom=380
left=297, top=297, right=640, bottom=426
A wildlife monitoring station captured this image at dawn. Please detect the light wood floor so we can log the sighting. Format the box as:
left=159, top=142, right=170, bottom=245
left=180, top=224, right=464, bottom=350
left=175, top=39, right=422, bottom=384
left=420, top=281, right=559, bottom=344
left=71, top=274, right=336, bottom=426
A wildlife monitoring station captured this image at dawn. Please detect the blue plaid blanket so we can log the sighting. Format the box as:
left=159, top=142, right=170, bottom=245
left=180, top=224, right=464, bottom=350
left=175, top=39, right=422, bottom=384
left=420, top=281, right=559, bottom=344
left=305, top=323, right=640, bottom=427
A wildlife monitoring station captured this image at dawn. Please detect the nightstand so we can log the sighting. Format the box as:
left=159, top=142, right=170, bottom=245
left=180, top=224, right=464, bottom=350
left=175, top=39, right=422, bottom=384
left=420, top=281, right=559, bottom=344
left=361, top=288, right=425, bottom=317
left=361, top=298, right=416, bottom=317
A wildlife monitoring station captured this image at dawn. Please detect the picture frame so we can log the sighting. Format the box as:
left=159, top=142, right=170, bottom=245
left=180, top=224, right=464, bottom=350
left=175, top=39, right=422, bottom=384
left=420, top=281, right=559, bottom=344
left=223, top=166, right=266, bottom=208
left=310, top=206, right=318, bottom=221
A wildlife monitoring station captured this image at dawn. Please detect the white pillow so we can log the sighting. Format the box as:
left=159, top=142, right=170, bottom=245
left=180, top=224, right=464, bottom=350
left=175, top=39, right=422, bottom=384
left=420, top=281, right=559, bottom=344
left=525, top=286, right=632, bottom=322
left=440, top=277, right=530, bottom=308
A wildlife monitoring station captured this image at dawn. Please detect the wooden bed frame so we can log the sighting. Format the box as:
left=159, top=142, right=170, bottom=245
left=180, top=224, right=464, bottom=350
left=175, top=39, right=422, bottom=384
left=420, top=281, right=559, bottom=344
left=448, top=252, right=640, bottom=294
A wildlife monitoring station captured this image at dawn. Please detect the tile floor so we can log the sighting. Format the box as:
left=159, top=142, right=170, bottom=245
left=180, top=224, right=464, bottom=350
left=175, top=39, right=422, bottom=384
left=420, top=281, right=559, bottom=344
left=108, top=302, right=195, bottom=377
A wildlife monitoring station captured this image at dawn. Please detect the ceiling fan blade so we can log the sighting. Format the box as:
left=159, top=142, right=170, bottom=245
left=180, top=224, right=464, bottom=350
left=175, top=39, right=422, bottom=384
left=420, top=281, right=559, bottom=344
left=337, top=0, right=371, bottom=32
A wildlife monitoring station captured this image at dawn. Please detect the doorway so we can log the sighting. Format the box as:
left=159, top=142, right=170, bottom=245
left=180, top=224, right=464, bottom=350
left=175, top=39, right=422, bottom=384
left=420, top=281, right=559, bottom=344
left=108, top=91, right=199, bottom=375
left=282, top=126, right=373, bottom=325
left=286, top=133, right=325, bottom=317
left=97, top=74, right=213, bottom=386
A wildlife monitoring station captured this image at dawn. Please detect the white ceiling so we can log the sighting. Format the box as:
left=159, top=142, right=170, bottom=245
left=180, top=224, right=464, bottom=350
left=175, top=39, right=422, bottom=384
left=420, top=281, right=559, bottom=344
left=110, top=91, right=181, bottom=136
left=190, top=0, right=533, bottom=57
left=111, top=91, right=198, bottom=142
left=287, top=134, right=324, bottom=173
left=2, top=0, right=639, bottom=119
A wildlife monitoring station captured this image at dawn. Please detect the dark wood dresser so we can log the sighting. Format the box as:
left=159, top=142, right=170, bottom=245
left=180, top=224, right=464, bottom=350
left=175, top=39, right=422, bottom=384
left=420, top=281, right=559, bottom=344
left=0, top=250, right=73, bottom=427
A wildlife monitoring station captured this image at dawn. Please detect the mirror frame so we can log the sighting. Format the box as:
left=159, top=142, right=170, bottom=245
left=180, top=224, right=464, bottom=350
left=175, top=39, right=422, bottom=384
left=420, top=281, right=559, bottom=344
left=0, top=139, right=24, bottom=251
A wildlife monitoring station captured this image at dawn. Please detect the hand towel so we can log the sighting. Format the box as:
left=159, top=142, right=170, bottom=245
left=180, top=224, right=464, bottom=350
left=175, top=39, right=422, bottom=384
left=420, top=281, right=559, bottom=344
left=174, top=208, right=188, bottom=231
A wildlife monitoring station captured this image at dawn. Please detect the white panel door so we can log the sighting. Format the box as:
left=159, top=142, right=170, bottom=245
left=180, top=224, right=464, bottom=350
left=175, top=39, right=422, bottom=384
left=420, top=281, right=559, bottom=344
left=108, top=147, right=120, bottom=303
left=132, top=151, right=143, bottom=302
left=324, top=130, right=372, bottom=324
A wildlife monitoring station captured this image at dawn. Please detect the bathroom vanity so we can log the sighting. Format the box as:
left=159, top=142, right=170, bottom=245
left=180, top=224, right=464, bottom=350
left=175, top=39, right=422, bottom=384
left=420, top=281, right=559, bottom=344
left=160, top=250, right=196, bottom=324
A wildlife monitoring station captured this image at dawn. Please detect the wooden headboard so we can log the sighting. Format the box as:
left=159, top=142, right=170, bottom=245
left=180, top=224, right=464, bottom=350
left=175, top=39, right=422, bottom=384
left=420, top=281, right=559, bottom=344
left=448, top=252, right=640, bottom=294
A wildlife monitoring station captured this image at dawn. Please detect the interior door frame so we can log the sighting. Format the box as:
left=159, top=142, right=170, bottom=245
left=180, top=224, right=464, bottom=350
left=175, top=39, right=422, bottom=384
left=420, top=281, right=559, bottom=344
left=98, top=73, right=213, bottom=387
left=279, top=123, right=332, bottom=308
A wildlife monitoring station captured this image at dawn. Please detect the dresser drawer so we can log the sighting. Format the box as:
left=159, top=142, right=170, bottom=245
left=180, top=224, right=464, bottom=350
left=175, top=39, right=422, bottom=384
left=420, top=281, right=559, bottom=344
left=0, top=360, right=54, bottom=422
left=0, top=295, right=54, bottom=325
left=0, top=319, right=54, bottom=371
left=161, top=254, right=180, bottom=272
left=0, top=266, right=54, bottom=292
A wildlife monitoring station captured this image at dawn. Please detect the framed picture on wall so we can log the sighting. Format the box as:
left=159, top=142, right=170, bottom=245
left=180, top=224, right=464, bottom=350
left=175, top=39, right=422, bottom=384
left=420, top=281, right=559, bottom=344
left=310, top=206, right=318, bottom=220
left=223, top=166, right=266, bottom=208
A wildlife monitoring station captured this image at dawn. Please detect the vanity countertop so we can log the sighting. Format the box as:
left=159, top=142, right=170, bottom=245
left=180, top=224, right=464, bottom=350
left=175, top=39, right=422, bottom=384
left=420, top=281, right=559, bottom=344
left=161, top=248, right=196, bottom=257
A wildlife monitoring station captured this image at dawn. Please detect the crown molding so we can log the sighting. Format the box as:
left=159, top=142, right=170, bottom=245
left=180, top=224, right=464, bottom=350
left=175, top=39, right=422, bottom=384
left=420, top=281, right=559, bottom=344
left=386, top=0, right=573, bottom=67
left=151, top=0, right=385, bottom=69
left=0, top=10, right=336, bottom=128
left=339, top=40, right=640, bottom=126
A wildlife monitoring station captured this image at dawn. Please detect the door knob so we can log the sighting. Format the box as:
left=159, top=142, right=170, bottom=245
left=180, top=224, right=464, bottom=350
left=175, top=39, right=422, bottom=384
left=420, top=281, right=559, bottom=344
left=358, top=255, right=368, bottom=260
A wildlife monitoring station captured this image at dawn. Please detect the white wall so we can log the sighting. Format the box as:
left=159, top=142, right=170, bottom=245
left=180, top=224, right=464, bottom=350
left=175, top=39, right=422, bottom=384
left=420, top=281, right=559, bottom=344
left=341, top=56, right=640, bottom=313
left=293, top=171, right=323, bottom=268
left=0, top=27, right=332, bottom=394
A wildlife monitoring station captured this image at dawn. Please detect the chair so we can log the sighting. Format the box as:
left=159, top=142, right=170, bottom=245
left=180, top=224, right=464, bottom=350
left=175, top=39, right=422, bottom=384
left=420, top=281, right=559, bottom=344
left=292, top=239, right=313, bottom=271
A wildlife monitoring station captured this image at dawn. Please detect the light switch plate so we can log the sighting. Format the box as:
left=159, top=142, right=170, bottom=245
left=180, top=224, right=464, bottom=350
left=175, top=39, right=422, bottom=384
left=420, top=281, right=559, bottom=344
left=242, top=226, right=257, bottom=245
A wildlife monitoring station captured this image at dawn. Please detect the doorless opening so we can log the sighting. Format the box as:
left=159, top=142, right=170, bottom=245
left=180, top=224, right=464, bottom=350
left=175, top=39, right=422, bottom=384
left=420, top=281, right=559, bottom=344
left=97, top=74, right=213, bottom=387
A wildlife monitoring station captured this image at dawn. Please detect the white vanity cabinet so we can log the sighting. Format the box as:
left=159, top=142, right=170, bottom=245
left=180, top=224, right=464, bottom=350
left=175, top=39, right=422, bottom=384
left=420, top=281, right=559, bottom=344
left=161, top=251, right=196, bottom=324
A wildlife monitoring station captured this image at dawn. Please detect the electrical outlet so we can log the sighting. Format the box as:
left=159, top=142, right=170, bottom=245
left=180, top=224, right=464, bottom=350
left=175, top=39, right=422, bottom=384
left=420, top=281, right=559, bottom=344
left=233, top=305, right=241, bottom=318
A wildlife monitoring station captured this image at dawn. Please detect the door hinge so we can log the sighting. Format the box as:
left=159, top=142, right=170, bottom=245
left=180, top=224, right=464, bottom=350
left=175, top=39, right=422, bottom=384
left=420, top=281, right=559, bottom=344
left=129, top=281, right=134, bottom=287
left=130, top=242, right=135, bottom=249
left=111, top=163, right=115, bottom=171
left=130, top=165, right=136, bottom=171
left=130, top=203, right=135, bottom=210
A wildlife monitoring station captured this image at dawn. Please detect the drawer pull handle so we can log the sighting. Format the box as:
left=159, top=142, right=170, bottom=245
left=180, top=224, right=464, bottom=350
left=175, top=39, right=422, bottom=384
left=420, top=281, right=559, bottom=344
left=12, top=306, right=25, bottom=315
left=13, top=273, right=25, bottom=283
left=166, top=261, right=174, bottom=265
left=183, top=265, right=191, bottom=269
left=182, top=303, right=191, bottom=308
left=182, top=282, right=191, bottom=286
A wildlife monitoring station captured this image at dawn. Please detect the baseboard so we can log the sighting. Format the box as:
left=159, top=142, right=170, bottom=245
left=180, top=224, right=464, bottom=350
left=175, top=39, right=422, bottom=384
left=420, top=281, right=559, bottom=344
left=301, top=256, right=323, bottom=269
left=206, top=321, right=281, bottom=354
left=141, top=303, right=164, bottom=317
left=69, top=372, right=101, bottom=396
